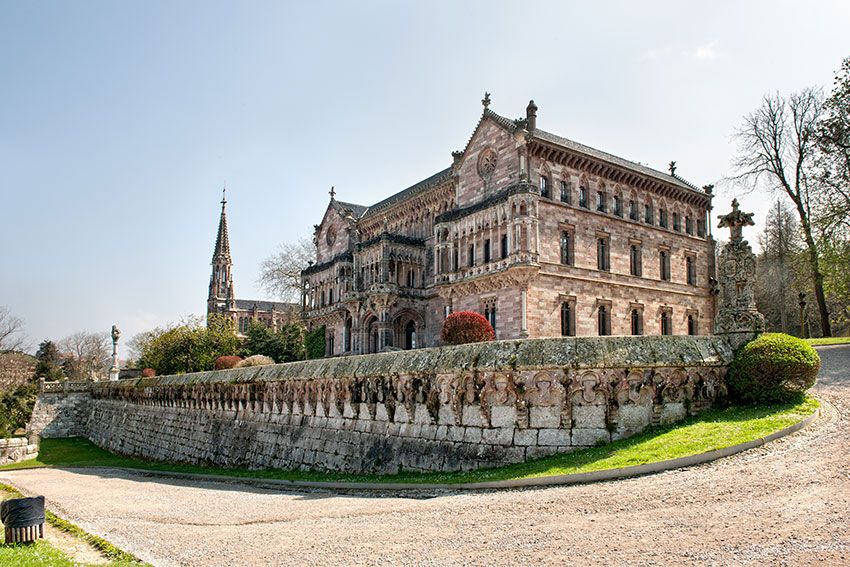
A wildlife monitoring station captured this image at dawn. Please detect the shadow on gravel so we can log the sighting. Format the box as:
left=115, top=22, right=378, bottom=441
left=812, top=345, right=850, bottom=389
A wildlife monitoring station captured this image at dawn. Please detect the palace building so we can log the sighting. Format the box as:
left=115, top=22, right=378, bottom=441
left=301, top=96, right=716, bottom=356
left=207, top=191, right=299, bottom=336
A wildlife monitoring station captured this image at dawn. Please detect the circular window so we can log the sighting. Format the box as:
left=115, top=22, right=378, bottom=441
left=477, top=148, right=498, bottom=179
left=326, top=227, right=337, bottom=246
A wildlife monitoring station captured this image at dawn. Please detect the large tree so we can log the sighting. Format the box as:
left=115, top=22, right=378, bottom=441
left=258, top=237, right=315, bottom=302
left=0, top=306, right=27, bottom=354
left=816, top=56, right=850, bottom=238
left=136, top=314, right=240, bottom=375
left=732, top=88, right=832, bottom=336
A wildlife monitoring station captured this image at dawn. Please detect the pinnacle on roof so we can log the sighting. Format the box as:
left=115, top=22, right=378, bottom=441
left=213, top=186, right=231, bottom=260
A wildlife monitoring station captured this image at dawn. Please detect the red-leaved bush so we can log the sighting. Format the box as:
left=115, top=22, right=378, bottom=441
left=214, top=355, right=243, bottom=370
left=141, top=368, right=156, bottom=378
left=440, top=311, right=495, bottom=345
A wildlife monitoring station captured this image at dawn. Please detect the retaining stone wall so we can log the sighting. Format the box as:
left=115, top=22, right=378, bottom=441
left=60, top=336, right=733, bottom=474
left=29, top=392, right=91, bottom=439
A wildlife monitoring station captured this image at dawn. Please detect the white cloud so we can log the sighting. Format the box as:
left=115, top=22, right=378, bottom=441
left=693, top=41, right=719, bottom=60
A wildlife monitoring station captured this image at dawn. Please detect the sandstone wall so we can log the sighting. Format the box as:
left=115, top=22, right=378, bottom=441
left=74, top=336, right=732, bottom=474
left=0, top=437, right=38, bottom=466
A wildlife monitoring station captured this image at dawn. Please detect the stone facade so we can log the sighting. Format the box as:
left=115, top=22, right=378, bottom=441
left=206, top=190, right=299, bottom=337
left=303, top=97, right=716, bottom=356
left=0, top=437, right=38, bottom=466
left=28, top=381, right=91, bottom=439
left=31, top=336, right=732, bottom=474
left=0, top=352, right=36, bottom=392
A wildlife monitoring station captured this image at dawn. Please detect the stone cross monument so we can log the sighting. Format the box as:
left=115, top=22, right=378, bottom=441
left=108, top=325, right=120, bottom=381
left=713, top=199, right=765, bottom=346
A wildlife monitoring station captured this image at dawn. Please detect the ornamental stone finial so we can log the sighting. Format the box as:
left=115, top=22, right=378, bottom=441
left=713, top=199, right=765, bottom=343
left=717, top=198, right=755, bottom=243
left=482, top=92, right=491, bottom=109
left=668, top=161, right=677, bottom=176
left=329, top=186, right=336, bottom=201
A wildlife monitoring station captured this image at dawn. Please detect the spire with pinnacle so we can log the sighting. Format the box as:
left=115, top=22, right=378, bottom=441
left=208, top=185, right=235, bottom=309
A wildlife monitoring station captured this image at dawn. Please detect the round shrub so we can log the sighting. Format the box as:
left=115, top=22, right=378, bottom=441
left=141, top=368, right=156, bottom=378
left=236, top=354, right=275, bottom=368
left=728, top=333, right=820, bottom=403
left=214, top=355, right=242, bottom=370
left=441, top=311, right=495, bottom=346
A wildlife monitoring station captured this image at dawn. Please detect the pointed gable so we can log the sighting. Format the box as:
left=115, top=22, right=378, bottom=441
left=455, top=109, right=523, bottom=207
left=314, top=198, right=363, bottom=263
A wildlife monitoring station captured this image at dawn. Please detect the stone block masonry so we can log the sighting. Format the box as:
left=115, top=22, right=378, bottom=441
left=33, top=336, right=733, bottom=474
left=0, top=437, right=38, bottom=465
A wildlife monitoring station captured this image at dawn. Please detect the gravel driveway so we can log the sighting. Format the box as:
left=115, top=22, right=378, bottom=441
left=3, top=345, right=849, bottom=566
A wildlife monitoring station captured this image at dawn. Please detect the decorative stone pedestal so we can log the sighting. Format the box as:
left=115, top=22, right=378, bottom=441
left=713, top=199, right=766, bottom=349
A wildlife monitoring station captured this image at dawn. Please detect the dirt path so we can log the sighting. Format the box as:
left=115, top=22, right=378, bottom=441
left=2, top=346, right=848, bottom=567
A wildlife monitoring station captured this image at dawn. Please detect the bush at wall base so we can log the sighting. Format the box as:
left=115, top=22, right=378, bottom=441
left=440, top=311, right=495, bottom=346
left=728, top=333, right=820, bottom=403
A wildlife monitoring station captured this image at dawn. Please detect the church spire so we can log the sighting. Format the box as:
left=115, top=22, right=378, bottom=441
left=213, top=186, right=231, bottom=260
left=208, top=186, right=235, bottom=309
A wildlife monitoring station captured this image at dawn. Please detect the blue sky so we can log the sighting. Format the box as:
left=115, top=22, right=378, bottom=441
left=2, top=1, right=847, bottom=355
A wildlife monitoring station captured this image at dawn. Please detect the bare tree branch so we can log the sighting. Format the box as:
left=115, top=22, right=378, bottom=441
left=0, top=306, right=27, bottom=354
left=257, top=237, right=315, bottom=302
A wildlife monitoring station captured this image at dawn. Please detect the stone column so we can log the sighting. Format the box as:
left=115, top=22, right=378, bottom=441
left=713, top=199, right=765, bottom=348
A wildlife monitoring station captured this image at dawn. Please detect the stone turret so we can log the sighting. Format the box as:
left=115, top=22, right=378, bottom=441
left=208, top=188, right=235, bottom=315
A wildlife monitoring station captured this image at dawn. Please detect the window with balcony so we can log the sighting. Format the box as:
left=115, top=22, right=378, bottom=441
left=468, top=244, right=475, bottom=267
left=501, top=234, right=508, bottom=259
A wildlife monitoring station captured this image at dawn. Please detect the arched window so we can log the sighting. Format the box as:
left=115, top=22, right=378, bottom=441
left=501, top=234, right=508, bottom=259
left=598, top=305, right=610, bottom=336
left=644, top=203, right=654, bottom=224
left=631, top=309, right=643, bottom=335
left=686, top=256, right=697, bottom=286
left=673, top=212, right=681, bottom=231
left=661, top=311, right=672, bottom=335
left=687, top=314, right=698, bottom=336
left=659, top=250, right=671, bottom=281
left=560, top=302, right=574, bottom=336
left=614, top=195, right=623, bottom=217
left=539, top=175, right=550, bottom=198
left=629, top=199, right=638, bottom=220
left=597, top=236, right=610, bottom=271
left=630, top=244, right=642, bottom=276
left=659, top=208, right=668, bottom=228
left=685, top=215, right=694, bottom=235
left=560, top=180, right=572, bottom=204
left=560, top=230, right=574, bottom=265
left=579, top=186, right=588, bottom=208
left=404, top=320, right=417, bottom=350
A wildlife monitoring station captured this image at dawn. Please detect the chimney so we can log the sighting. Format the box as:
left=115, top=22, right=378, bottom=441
left=526, top=100, right=538, bottom=131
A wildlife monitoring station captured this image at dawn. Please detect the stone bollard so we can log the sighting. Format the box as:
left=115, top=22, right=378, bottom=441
left=1, top=496, right=45, bottom=544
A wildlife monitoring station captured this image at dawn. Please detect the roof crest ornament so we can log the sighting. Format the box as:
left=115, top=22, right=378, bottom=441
left=221, top=182, right=227, bottom=207
left=329, top=186, right=336, bottom=201
left=482, top=92, right=491, bottom=109
left=668, top=161, right=677, bottom=177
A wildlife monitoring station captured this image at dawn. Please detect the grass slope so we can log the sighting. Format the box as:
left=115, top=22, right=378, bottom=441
left=1, top=397, right=818, bottom=485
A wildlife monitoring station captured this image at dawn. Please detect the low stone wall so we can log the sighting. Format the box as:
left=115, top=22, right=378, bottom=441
left=0, top=437, right=38, bottom=466
left=70, top=336, right=733, bottom=474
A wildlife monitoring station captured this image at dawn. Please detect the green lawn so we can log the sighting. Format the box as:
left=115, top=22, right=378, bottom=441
left=1, top=397, right=818, bottom=485
left=806, top=336, right=850, bottom=346
left=1, top=484, right=147, bottom=567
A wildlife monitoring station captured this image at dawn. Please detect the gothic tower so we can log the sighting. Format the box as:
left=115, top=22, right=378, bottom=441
left=208, top=189, right=235, bottom=316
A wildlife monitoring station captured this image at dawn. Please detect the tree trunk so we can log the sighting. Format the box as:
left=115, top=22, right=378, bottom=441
left=800, top=216, right=832, bottom=337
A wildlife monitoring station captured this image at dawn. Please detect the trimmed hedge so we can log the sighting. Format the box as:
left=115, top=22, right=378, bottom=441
left=440, top=311, right=495, bottom=346
left=728, top=333, right=820, bottom=403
